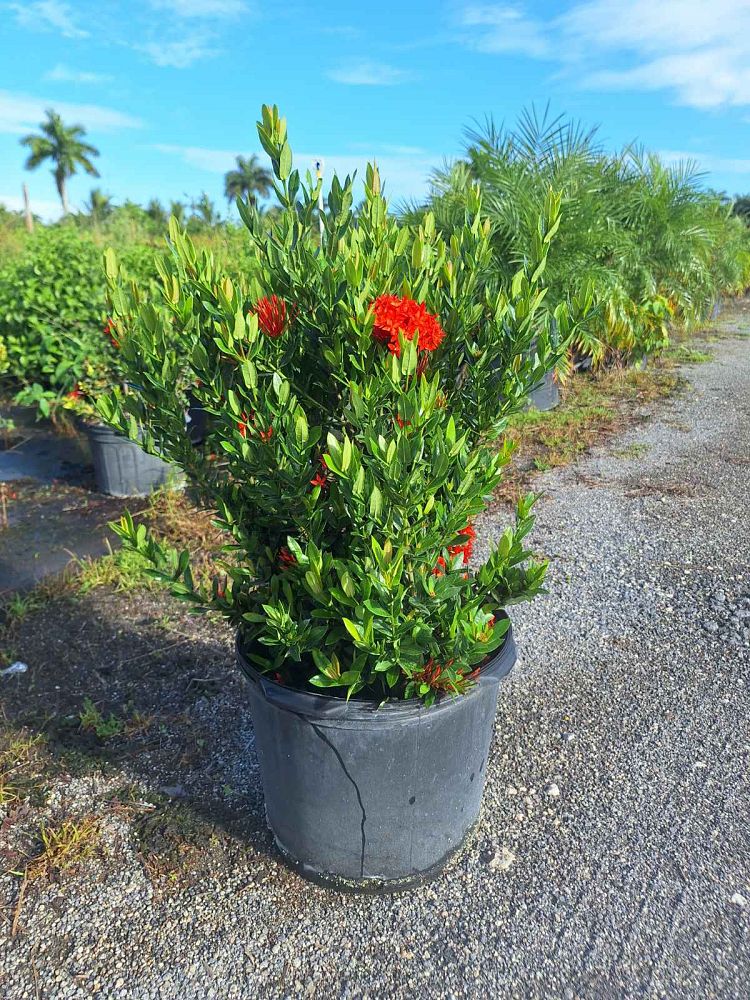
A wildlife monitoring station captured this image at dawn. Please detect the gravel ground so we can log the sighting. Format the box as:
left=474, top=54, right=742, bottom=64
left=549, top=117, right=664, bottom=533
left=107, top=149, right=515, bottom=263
left=2, top=307, right=749, bottom=999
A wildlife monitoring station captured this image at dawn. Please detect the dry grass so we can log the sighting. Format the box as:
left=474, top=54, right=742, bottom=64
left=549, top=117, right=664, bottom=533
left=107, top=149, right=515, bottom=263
left=75, top=488, right=225, bottom=596
left=496, top=364, right=681, bottom=503
left=0, top=731, right=47, bottom=806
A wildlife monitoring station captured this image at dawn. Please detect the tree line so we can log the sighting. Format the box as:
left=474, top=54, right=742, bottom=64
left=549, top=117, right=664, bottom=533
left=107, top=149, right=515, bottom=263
left=18, top=109, right=275, bottom=224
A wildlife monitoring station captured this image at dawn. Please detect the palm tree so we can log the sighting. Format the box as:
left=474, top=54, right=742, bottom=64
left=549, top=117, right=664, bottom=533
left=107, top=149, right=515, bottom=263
left=20, top=110, right=100, bottom=215
left=170, top=200, right=187, bottom=227
left=190, top=192, right=221, bottom=227
left=146, top=198, right=168, bottom=227
left=732, top=195, right=750, bottom=225
left=84, top=187, right=113, bottom=223
left=224, top=154, right=273, bottom=206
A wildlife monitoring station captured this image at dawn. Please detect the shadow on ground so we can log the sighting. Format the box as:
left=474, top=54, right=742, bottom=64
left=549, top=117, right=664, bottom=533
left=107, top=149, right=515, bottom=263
left=0, top=585, right=282, bottom=880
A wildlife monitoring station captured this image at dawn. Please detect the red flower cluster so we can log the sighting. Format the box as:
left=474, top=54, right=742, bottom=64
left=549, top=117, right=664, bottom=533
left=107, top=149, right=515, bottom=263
left=412, top=657, right=456, bottom=693
left=432, top=523, right=476, bottom=576
left=237, top=410, right=254, bottom=438
left=237, top=410, right=272, bottom=442
left=371, top=295, right=445, bottom=357
left=104, top=317, right=119, bottom=349
left=310, top=456, right=330, bottom=489
left=449, top=524, right=476, bottom=565
left=252, top=295, right=289, bottom=338
left=67, top=384, right=83, bottom=400
left=279, top=547, right=296, bottom=568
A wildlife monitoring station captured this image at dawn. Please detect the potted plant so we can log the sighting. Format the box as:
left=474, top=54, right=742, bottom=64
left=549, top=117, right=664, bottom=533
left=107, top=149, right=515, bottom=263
left=97, top=106, right=570, bottom=889
left=59, top=319, right=181, bottom=498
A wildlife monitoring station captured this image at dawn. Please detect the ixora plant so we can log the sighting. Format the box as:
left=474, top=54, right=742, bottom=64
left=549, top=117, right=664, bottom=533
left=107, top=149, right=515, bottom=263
left=98, top=105, right=572, bottom=887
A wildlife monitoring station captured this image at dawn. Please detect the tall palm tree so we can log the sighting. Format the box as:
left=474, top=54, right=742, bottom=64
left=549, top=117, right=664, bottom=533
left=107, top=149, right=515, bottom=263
left=170, top=200, right=187, bottom=227
left=146, top=198, right=168, bottom=227
left=224, top=154, right=273, bottom=206
left=190, top=192, right=221, bottom=227
left=84, top=187, right=113, bottom=223
left=20, top=109, right=100, bottom=215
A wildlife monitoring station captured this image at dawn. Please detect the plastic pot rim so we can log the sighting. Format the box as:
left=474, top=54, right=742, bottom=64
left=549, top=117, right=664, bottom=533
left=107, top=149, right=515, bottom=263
left=236, top=610, right=516, bottom=723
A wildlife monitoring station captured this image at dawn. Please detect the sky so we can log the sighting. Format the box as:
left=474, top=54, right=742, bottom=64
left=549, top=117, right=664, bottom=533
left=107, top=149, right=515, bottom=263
left=3, top=0, right=750, bottom=221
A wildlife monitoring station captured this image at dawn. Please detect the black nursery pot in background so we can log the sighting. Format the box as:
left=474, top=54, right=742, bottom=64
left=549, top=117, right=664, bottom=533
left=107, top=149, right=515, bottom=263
left=237, top=615, right=517, bottom=892
left=86, top=424, right=180, bottom=497
left=527, top=369, right=560, bottom=412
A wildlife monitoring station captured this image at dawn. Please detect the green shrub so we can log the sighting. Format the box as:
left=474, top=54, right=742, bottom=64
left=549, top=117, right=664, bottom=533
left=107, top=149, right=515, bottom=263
left=0, top=225, right=162, bottom=417
left=407, top=110, right=750, bottom=365
left=99, top=105, right=571, bottom=705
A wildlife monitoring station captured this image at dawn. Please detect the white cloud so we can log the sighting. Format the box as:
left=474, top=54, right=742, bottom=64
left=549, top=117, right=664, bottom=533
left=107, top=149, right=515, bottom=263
left=460, top=4, right=551, bottom=57
left=138, top=37, right=218, bottom=67
left=659, top=150, right=750, bottom=175
left=148, top=0, right=248, bottom=16
left=0, top=193, right=63, bottom=222
left=0, top=91, right=144, bottom=135
left=328, top=61, right=412, bottom=86
left=154, top=143, right=439, bottom=199
left=456, top=0, right=750, bottom=109
left=44, top=64, right=113, bottom=85
left=583, top=51, right=750, bottom=109
left=10, top=0, right=88, bottom=38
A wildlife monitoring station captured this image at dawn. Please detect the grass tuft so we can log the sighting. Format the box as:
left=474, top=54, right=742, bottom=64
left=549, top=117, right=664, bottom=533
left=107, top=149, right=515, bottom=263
left=25, top=816, right=100, bottom=880
left=0, top=730, right=48, bottom=806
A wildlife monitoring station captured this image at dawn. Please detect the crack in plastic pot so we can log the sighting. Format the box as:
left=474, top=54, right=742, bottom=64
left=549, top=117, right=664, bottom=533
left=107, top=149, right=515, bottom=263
left=307, top=720, right=367, bottom=877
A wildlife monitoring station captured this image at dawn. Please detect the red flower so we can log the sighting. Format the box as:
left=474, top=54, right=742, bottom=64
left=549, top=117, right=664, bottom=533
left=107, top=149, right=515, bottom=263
left=104, top=317, right=119, bottom=349
left=395, top=414, right=411, bottom=429
left=279, top=547, right=296, bottom=568
left=237, top=409, right=256, bottom=438
left=259, top=425, right=273, bottom=442
left=67, top=384, right=83, bottom=400
left=252, top=295, right=289, bottom=338
left=432, top=556, right=447, bottom=577
left=479, top=614, right=496, bottom=642
left=412, top=657, right=456, bottom=692
left=371, top=295, right=445, bottom=357
left=449, top=524, right=476, bottom=566
left=310, top=456, right=330, bottom=490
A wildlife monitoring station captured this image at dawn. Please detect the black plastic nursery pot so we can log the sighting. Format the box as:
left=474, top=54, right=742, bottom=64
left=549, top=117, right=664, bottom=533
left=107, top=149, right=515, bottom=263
left=527, top=369, right=560, bottom=412
left=86, top=424, right=180, bottom=498
left=237, top=616, right=517, bottom=892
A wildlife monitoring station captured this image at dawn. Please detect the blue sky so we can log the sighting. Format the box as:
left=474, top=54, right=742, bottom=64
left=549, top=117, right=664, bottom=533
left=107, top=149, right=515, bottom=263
left=2, top=0, right=750, bottom=220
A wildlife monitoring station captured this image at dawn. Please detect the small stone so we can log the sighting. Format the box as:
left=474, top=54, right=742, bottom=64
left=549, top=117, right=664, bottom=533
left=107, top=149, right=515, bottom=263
left=546, top=782, right=561, bottom=798
left=486, top=846, right=516, bottom=872
left=702, top=621, right=719, bottom=633
left=159, top=784, right=186, bottom=798
left=730, top=892, right=747, bottom=907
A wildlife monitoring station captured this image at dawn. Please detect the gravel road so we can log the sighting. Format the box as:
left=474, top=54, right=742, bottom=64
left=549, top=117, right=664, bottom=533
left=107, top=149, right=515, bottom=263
left=2, top=307, right=749, bottom=999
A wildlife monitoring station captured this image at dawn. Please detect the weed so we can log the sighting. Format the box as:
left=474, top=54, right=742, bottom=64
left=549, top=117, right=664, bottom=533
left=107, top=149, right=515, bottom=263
left=124, top=710, right=155, bottom=737
left=79, top=698, right=124, bottom=740
left=613, top=443, right=649, bottom=459
left=665, top=345, right=713, bottom=364
left=1, top=590, right=43, bottom=626
left=25, top=816, right=100, bottom=880
left=76, top=545, right=153, bottom=594
left=0, top=730, right=47, bottom=806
